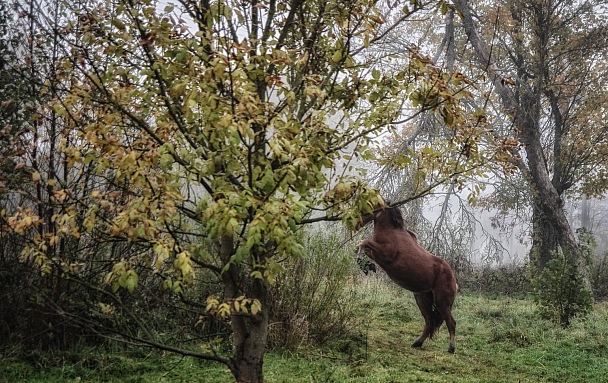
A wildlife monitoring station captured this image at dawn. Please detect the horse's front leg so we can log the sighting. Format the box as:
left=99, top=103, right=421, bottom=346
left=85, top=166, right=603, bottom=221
left=357, top=239, right=395, bottom=263
left=357, top=239, right=377, bottom=258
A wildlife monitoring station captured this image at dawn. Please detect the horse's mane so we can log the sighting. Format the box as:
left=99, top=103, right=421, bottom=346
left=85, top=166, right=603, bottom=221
left=386, top=203, right=418, bottom=241
left=387, top=205, right=405, bottom=229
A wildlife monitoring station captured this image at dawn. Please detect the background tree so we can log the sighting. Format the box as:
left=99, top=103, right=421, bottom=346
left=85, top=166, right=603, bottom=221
left=359, top=3, right=518, bottom=273
left=360, top=0, right=608, bottom=318
left=451, top=0, right=608, bottom=298
left=0, top=0, right=88, bottom=348
left=0, top=0, right=33, bottom=344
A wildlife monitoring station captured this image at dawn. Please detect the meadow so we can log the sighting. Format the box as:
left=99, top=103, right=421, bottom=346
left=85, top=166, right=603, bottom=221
left=2, top=277, right=607, bottom=383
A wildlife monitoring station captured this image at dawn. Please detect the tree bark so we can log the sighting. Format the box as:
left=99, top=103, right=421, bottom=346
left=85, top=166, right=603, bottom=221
left=219, top=235, right=269, bottom=383
left=532, top=207, right=558, bottom=271
left=581, top=196, right=591, bottom=230
left=230, top=277, right=269, bottom=383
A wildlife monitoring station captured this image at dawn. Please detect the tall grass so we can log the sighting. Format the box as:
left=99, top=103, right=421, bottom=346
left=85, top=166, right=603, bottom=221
left=268, top=226, right=360, bottom=348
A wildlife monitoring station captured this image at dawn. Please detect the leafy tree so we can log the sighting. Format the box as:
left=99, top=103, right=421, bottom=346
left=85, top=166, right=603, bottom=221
left=0, top=0, right=35, bottom=196
left=0, top=0, right=547, bottom=373
left=0, top=0, right=35, bottom=345
left=2, top=0, right=502, bottom=381
left=0, top=0, right=98, bottom=350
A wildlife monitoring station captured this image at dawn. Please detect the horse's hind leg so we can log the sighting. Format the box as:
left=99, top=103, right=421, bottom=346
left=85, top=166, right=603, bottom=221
left=441, top=308, right=456, bottom=353
left=412, top=292, right=433, bottom=348
left=435, top=296, right=456, bottom=353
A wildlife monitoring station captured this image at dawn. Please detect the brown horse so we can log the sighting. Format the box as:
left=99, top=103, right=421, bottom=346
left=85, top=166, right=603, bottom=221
left=357, top=204, right=458, bottom=353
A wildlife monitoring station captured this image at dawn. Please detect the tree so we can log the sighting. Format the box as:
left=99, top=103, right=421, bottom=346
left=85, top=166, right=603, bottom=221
left=3, top=0, right=494, bottom=381
left=0, top=0, right=37, bottom=344
left=0, top=0, right=29, bottom=190
left=0, top=0, right=97, bottom=348
left=452, top=0, right=608, bottom=296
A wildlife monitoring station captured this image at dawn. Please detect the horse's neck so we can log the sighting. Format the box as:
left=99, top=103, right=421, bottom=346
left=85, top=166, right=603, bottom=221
left=374, top=216, right=398, bottom=231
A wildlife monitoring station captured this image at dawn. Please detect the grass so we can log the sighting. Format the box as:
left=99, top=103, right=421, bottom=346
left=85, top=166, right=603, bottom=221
left=2, top=277, right=608, bottom=382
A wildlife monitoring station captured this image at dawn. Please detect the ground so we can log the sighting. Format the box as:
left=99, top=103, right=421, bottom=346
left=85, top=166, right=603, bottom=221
left=2, top=278, right=607, bottom=382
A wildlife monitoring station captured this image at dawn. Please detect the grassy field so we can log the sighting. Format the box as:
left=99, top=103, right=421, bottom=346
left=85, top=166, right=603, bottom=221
left=2, top=277, right=608, bottom=383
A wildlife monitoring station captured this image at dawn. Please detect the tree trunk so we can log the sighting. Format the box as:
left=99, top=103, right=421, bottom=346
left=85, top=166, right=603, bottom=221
left=581, top=196, right=591, bottom=230
left=532, top=207, right=558, bottom=271
left=229, top=277, right=269, bottom=383
left=219, top=235, right=269, bottom=383
left=518, top=91, right=591, bottom=289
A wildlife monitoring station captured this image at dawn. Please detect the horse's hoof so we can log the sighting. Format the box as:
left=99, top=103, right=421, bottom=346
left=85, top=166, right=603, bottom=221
left=447, top=346, right=455, bottom=354
left=411, top=341, right=423, bottom=348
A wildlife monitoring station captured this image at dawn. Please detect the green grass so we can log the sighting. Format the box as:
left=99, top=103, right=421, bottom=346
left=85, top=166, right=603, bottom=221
left=2, top=277, right=608, bottom=382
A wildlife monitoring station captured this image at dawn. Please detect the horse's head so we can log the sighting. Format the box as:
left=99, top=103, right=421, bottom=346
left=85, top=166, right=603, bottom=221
left=355, top=201, right=405, bottom=231
left=355, top=200, right=387, bottom=231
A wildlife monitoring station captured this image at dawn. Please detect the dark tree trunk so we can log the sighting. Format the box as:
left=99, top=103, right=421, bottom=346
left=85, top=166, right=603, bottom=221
left=229, top=277, right=269, bottom=383
left=517, top=90, right=591, bottom=288
left=532, top=207, right=558, bottom=271
left=219, top=235, right=269, bottom=383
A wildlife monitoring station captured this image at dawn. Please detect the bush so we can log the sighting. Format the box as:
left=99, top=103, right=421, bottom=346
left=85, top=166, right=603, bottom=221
left=0, top=231, right=227, bottom=355
left=458, top=262, right=532, bottom=296
left=580, top=228, right=608, bottom=299
left=268, top=226, right=359, bottom=349
left=534, top=251, right=593, bottom=327
left=0, top=230, right=94, bottom=352
left=591, top=253, right=608, bottom=299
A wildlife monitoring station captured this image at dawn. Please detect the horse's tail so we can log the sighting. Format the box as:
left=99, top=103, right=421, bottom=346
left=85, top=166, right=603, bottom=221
left=418, top=291, right=444, bottom=339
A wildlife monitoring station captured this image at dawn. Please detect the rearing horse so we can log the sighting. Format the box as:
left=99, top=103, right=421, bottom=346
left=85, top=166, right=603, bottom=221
left=357, top=204, right=458, bottom=353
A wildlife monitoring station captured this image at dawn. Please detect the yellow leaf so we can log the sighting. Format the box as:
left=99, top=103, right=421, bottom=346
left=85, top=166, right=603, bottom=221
left=331, top=50, right=342, bottom=63
left=251, top=299, right=262, bottom=315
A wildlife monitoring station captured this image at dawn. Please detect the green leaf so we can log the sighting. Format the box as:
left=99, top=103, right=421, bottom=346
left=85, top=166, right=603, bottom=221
left=111, top=18, right=126, bottom=31
left=372, top=68, right=380, bottom=81
left=288, top=218, right=297, bottom=233
left=125, top=270, right=138, bottom=293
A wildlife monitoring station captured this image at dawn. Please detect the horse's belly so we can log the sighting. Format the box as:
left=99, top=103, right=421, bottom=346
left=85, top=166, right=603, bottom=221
left=383, top=269, right=433, bottom=293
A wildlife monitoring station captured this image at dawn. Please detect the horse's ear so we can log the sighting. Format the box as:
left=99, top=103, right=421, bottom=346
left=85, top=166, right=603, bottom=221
left=388, top=205, right=405, bottom=229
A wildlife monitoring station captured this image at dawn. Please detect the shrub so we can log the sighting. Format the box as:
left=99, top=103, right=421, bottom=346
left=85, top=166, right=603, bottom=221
left=268, top=226, right=358, bottom=348
left=591, top=252, right=608, bottom=299
left=580, top=228, right=608, bottom=299
left=534, top=251, right=593, bottom=327
left=458, top=262, right=532, bottom=296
